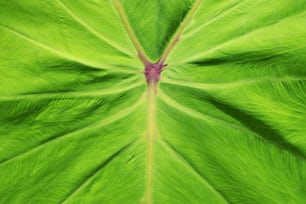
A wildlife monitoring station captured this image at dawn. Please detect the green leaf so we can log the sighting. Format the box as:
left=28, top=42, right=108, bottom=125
left=1, top=0, right=306, bottom=203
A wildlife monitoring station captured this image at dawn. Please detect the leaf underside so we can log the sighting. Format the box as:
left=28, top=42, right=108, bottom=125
left=1, top=0, right=306, bottom=203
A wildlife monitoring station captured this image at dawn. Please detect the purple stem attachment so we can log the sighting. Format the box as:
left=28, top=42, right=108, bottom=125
left=144, top=62, right=167, bottom=84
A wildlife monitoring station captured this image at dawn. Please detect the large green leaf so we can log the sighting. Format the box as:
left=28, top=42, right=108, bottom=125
left=1, top=0, right=306, bottom=203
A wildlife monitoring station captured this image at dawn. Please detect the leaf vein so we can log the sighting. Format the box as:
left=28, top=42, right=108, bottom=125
left=0, top=80, right=143, bottom=101
left=159, top=139, right=230, bottom=203
left=158, top=90, right=257, bottom=136
left=56, top=0, right=134, bottom=58
left=0, top=24, right=131, bottom=72
left=159, top=90, right=306, bottom=160
left=113, top=0, right=150, bottom=64
left=177, top=9, right=306, bottom=64
left=184, top=0, right=248, bottom=38
left=162, top=76, right=306, bottom=90
left=0, top=95, right=145, bottom=166
left=60, top=139, right=139, bottom=204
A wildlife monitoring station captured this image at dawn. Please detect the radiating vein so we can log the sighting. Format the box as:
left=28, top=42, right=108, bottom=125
left=158, top=90, right=257, bottom=136
left=56, top=0, right=134, bottom=58
left=0, top=80, right=143, bottom=101
left=0, top=24, right=133, bottom=72
left=176, top=9, right=306, bottom=64
left=0, top=95, right=145, bottom=166
left=162, top=76, right=306, bottom=90
left=158, top=0, right=201, bottom=64
left=113, top=0, right=150, bottom=65
left=61, top=139, right=139, bottom=204
left=159, top=139, right=229, bottom=204
left=159, top=90, right=306, bottom=160
left=184, top=0, right=248, bottom=38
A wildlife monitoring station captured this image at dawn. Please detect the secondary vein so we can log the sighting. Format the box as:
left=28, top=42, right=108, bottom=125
left=113, top=0, right=150, bottom=65
left=56, top=0, right=135, bottom=58
left=0, top=95, right=145, bottom=166
left=158, top=0, right=202, bottom=64
left=0, top=24, right=130, bottom=72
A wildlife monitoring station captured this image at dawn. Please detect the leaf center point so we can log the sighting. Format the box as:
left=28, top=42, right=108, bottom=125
left=144, top=62, right=166, bottom=84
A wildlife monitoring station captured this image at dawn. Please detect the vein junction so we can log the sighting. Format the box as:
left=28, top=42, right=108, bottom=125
left=113, top=0, right=201, bottom=203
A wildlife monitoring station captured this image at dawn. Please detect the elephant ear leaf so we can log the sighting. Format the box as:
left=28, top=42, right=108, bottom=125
left=1, top=0, right=306, bottom=203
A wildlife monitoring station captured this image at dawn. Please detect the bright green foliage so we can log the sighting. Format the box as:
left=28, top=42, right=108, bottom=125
left=1, top=0, right=306, bottom=203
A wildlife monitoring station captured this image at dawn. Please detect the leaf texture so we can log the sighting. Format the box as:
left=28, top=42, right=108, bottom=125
left=0, top=0, right=306, bottom=203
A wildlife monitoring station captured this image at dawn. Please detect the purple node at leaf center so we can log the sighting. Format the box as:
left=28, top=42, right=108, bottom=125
left=144, top=62, right=166, bottom=84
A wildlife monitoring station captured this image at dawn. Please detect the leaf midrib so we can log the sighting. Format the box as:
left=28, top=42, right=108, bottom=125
left=112, top=0, right=202, bottom=203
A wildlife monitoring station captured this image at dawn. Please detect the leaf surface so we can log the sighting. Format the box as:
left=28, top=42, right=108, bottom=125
left=1, top=0, right=306, bottom=203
